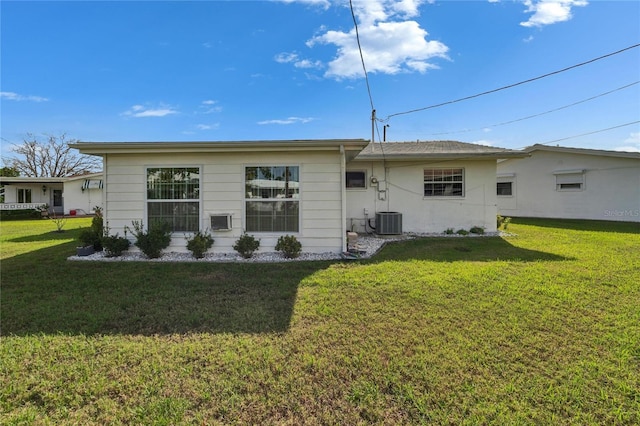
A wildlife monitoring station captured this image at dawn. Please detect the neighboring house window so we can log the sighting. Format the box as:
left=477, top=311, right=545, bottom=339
left=18, top=188, right=32, bottom=203
left=146, top=167, right=200, bottom=232
left=346, top=170, right=366, bottom=189
left=497, top=182, right=513, bottom=196
left=424, top=168, right=464, bottom=197
left=245, top=166, right=299, bottom=233
left=554, top=170, right=585, bottom=191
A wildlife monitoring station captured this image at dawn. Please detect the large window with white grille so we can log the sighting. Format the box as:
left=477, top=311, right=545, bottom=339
left=424, top=168, right=464, bottom=197
left=146, top=167, right=200, bottom=232
left=245, top=166, right=299, bottom=233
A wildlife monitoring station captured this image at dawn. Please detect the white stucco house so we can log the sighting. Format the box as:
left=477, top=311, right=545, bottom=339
left=497, top=144, right=640, bottom=222
left=0, top=172, right=103, bottom=216
left=70, top=139, right=525, bottom=254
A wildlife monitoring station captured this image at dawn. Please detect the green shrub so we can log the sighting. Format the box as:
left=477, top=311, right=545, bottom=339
left=102, top=226, right=131, bottom=257
left=186, top=230, right=214, bottom=259
left=78, top=208, right=105, bottom=250
left=275, top=235, right=302, bottom=259
left=127, top=220, right=172, bottom=259
left=497, top=215, right=512, bottom=231
left=233, top=233, right=260, bottom=259
left=456, top=229, right=469, bottom=236
left=470, top=226, right=485, bottom=235
left=444, top=228, right=455, bottom=235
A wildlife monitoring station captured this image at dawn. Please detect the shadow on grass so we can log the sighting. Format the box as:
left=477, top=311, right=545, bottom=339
left=2, top=235, right=566, bottom=337
left=1, top=240, right=328, bottom=337
left=370, top=236, right=570, bottom=263
left=509, top=217, right=640, bottom=234
left=8, top=229, right=79, bottom=243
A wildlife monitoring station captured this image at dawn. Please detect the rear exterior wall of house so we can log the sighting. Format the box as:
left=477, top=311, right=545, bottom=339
left=346, top=160, right=499, bottom=234
left=103, top=151, right=345, bottom=254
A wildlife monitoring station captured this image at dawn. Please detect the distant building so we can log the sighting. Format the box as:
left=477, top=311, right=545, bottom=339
left=0, top=172, right=103, bottom=215
left=497, top=144, right=640, bottom=222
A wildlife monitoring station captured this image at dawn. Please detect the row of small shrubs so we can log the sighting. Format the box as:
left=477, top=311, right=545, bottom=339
left=443, top=215, right=512, bottom=235
left=80, top=215, right=302, bottom=259
left=444, top=226, right=485, bottom=236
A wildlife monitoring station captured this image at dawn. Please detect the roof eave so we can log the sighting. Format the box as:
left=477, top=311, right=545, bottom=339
left=352, top=152, right=529, bottom=161
left=70, top=139, right=370, bottom=155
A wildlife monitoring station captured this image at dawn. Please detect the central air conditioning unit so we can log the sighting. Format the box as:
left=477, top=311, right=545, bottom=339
left=375, top=211, right=402, bottom=235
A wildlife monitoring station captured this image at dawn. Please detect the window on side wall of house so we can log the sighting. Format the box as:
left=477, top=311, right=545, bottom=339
left=497, top=181, right=513, bottom=196
left=245, top=166, right=299, bottom=233
left=18, top=188, right=32, bottom=203
left=346, top=170, right=367, bottom=189
left=554, top=170, right=585, bottom=192
left=146, top=167, right=200, bottom=232
left=424, top=168, right=464, bottom=197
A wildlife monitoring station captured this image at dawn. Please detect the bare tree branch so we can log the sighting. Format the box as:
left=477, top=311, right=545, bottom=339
left=6, top=133, right=101, bottom=177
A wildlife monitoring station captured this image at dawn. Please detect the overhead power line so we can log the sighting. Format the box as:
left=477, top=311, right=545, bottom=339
left=350, top=0, right=375, bottom=113
left=428, top=80, right=640, bottom=136
left=383, top=43, right=640, bottom=121
left=536, top=120, right=640, bottom=146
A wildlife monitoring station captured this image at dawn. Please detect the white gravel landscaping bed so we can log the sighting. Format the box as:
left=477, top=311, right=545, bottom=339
left=68, top=232, right=507, bottom=263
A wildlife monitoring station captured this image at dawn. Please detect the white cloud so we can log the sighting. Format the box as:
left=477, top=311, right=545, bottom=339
left=121, top=104, right=178, bottom=118
left=278, top=0, right=331, bottom=10
left=1, top=91, right=49, bottom=102
left=520, top=0, right=588, bottom=28
left=614, top=132, right=640, bottom=152
left=257, top=117, right=316, bottom=125
left=303, top=0, right=447, bottom=79
left=196, top=123, right=220, bottom=130
left=275, top=52, right=323, bottom=70
left=471, top=140, right=495, bottom=147
left=198, top=100, right=222, bottom=114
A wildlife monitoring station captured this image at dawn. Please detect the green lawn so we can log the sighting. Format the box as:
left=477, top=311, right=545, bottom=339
left=1, top=217, right=639, bottom=425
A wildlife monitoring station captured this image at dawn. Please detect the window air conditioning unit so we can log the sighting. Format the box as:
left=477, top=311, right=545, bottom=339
left=375, top=211, right=402, bottom=235
left=210, top=214, right=232, bottom=231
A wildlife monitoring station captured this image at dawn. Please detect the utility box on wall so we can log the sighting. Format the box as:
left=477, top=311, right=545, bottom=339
left=375, top=211, right=402, bottom=235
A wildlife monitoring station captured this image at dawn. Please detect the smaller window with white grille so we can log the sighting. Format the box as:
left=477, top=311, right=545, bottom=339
left=424, top=168, right=464, bottom=197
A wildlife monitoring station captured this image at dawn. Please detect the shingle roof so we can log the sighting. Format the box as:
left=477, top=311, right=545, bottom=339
left=525, top=144, right=640, bottom=159
left=354, top=141, right=526, bottom=160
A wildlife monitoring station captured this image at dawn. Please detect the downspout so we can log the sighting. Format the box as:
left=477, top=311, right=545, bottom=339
left=102, top=154, right=108, bottom=223
left=340, top=145, right=347, bottom=253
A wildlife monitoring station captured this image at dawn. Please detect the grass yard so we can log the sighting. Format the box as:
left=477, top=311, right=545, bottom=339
left=1, top=217, right=639, bottom=425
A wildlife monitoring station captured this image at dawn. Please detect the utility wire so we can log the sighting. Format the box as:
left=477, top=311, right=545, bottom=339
left=383, top=43, right=640, bottom=121
left=428, top=80, right=640, bottom=136
left=350, top=0, right=375, bottom=113
left=535, top=120, right=640, bottom=146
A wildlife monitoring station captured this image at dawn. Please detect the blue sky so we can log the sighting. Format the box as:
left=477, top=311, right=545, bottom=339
left=1, top=0, right=639, bottom=158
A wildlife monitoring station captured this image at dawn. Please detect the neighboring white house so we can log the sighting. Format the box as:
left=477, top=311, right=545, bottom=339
left=71, top=139, right=525, bottom=254
left=0, top=172, right=103, bottom=215
left=497, top=144, right=640, bottom=222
